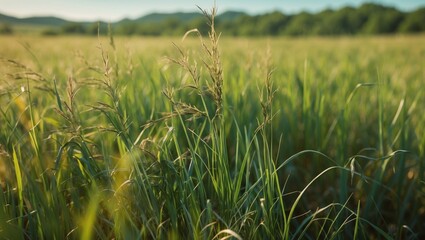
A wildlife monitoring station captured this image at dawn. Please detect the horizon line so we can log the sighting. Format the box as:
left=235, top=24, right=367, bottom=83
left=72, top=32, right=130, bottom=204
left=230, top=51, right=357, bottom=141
left=1, top=2, right=424, bottom=23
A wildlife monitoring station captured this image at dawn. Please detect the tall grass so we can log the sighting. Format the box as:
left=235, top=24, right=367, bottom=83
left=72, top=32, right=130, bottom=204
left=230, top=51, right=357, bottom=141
left=0, top=8, right=424, bottom=239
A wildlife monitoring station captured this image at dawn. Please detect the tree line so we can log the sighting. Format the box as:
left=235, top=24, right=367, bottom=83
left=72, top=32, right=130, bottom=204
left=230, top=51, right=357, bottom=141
left=121, top=3, right=425, bottom=36
left=222, top=4, right=425, bottom=36
left=1, top=3, right=424, bottom=36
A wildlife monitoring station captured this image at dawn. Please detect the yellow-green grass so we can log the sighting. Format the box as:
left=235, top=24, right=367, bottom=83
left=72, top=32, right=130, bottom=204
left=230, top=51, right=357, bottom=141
left=1, top=30, right=424, bottom=239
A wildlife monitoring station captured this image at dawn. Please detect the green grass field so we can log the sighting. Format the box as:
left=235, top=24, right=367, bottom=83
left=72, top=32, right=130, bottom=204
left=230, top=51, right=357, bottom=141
left=1, top=17, right=425, bottom=239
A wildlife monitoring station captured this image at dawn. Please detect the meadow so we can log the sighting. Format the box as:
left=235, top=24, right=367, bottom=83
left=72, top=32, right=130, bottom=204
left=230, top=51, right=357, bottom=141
left=0, top=15, right=424, bottom=239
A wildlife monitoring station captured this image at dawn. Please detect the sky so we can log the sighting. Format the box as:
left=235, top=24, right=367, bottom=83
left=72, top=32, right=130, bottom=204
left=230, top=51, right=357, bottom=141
left=1, top=0, right=424, bottom=22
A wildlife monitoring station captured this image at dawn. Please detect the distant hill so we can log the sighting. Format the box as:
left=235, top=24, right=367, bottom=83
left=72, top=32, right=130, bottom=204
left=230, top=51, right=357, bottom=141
left=17, top=16, right=70, bottom=26
left=0, top=13, right=18, bottom=23
left=0, top=10, right=248, bottom=35
left=115, top=11, right=244, bottom=24
left=0, top=13, right=69, bottom=27
left=1, top=10, right=247, bottom=27
left=216, top=11, right=246, bottom=21
left=1, top=4, right=424, bottom=36
left=134, top=12, right=203, bottom=23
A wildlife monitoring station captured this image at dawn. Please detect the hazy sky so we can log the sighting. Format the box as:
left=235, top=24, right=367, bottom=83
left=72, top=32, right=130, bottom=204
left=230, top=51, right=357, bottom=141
left=1, top=0, right=424, bottom=21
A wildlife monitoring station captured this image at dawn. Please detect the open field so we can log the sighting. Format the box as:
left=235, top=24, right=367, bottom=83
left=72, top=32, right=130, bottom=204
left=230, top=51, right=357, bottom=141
left=1, top=30, right=425, bottom=239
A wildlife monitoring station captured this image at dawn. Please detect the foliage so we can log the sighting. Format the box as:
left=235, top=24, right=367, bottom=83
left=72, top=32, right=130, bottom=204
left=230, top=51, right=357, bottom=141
left=110, top=3, right=425, bottom=36
left=398, top=7, right=425, bottom=33
left=0, top=23, right=13, bottom=34
left=41, top=29, right=60, bottom=36
left=4, top=3, right=425, bottom=36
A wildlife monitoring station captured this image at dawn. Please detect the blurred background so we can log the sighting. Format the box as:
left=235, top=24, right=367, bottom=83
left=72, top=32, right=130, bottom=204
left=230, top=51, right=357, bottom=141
left=1, top=0, right=424, bottom=36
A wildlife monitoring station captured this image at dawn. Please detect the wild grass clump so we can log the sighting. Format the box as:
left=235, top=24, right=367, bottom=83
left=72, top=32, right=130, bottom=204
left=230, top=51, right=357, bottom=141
left=0, top=6, right=424, bottom=240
